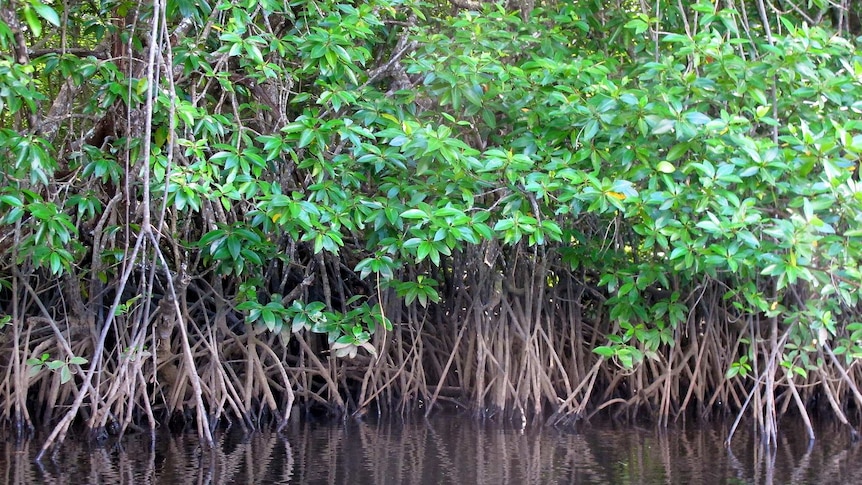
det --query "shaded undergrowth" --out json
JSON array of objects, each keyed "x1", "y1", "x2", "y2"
[{"x1": 2, "y1": 241, "x2": 861, "y2": 455}]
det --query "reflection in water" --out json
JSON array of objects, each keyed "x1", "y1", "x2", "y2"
[{"x1": 1, "y1": 415, "x2": 859, "y2": 484}]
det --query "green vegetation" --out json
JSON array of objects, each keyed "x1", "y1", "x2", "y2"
[{"x1": 2, "y1": 0, "x2": 862, "y2": 453}]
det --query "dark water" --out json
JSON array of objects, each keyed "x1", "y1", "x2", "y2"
[{"x1": 2, "y1": 414, "x2": 861, "y2": 484}]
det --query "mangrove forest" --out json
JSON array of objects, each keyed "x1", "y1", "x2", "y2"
[{"x1": 2, "y1": 0, "x2": 862, "y2": 457}]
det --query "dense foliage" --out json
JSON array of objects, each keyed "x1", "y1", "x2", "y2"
[{"x1": 3, "y1": 0, "x2": 862, "y2": 450}]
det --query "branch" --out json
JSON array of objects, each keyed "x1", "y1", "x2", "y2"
[
  {"x1": 364, "y1": 40, "x2": 418, "y2": 87},
  {"x1": 28, "y1": 47, "x2": 109, "y2": 59},
  {"x1": 280, "y1": 272, "x2": 316, "y2": 305},
  {"x1": 363, "y1": 12, "x2": 419, "y2": 89},
  {"x1": 450, "y1": 0, "x2": 483, "y2": 9},
  {"x1": 0, "y1": 1, "x2": 30, "y2": 64}
]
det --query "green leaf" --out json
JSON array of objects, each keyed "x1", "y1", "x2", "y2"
[
  {"x1": 417, "y1": 241, "x2": 432, "y2": 261},
  {"x1": 60, "y1": 366, "x2": 72, "y2": 384},
  {"x1": 684, "y1": 112, "x2": 710, "y2": 125},
  {"x1": 593, "y1": 346, "x2": 615, "y2": 358},
  {"x1": 31, "y1": 0, "x2": 60, "y2": 26},
  {"x1": 298, "y1": 129, "x2": 315, "y2": 149},
  {"x1": 400, "y1": 209, "x2": 428, "y2": 220},
  {"x1": 227, "y1": 236, "x2": 241, "y2": 260},
  {"x1": 656, "y1": 161, "x2": 676, "y2": 173},
  {"x1": 493, "y1": 218, "x2": 515, "y2": 231},
  {"x1": 244, "y1": 43, "x2": 264, "y2": 64},
  {"x1": 262, "y1": 309, "x2": 277, "y2": 331},
  {"x1": 624, "y1": 18, "x2": 649, "y2": 35},
  {"x1": 665, "y1": 143, "x2": 689, "y2": 161},
  {"x1": 0, "y1": 195, "x2": 23, "y2": 207},
  {"x1": 23, "y1": 6, "x2": 42, "y2": 37}
]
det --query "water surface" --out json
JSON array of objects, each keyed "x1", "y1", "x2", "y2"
[{"x1": 2, "y1": 414, "x2": 859, "y2": 484}]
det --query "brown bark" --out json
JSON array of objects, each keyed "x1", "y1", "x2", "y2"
[{"x1": 0, "y1": 1, "x2": 30, "y2": 65}]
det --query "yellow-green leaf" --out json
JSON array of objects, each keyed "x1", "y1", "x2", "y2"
[{"x1": 656, "y1": 161, "x2": 676, "y2": 173}]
